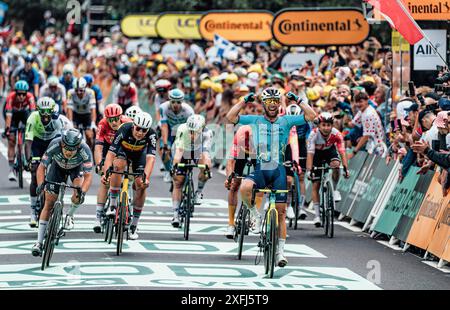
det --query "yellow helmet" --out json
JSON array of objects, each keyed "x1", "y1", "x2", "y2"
[
  {"x1": 364, "y1": 76, "x2": 376, "y2": 83},
  {"x1": 154, "y1": 54, "x2": 163, "y2": 62},
  {"x1": 146, "y1": 61, "x2": 154, "y2": 68},
  {"x1": 200, "y1": 79, "x2": 213, "y2": 90},
  {"x1": 211, "y1": 83, "x2": 224, "y2": 93},
  {"x1": 330, "y1": 78, "x2": 338, "y2": 87},
  {"x1": 323, "y1": 85, "x2": 336, "y2": 97},
  {"x1": 248, "y1": 63, "x2": 263, "y2": 74},
  {"x1": 313, "y1": 85, "x2": 323, "y2": 97},
  {"x1": 175, "y1": 60, "x2": 187, "y2": 71},
  {"x1": 157, "y1": 64, "x2": 168, "y2": 73},
  {"x1": 306, "y1": 88, "x2": 320, "y2": 101},
  {"x1": 315, "y1": 99, "x2": 326, "y2": 108},
  {"x1": 225, "y1": 73, "x2": 238, "y2": 85}
]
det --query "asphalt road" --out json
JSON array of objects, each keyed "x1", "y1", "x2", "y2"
[{"x1": 0, "y1": 138, "x2": 449, "y2": 290}]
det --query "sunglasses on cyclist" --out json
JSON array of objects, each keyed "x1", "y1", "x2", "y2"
[
  {"x1": 170, "y1": 100, "x2": 182, "y2": 105},
  {"x1": 39, "y1": 108, "x2": 53, "y2": 116},
  {"x1": 263, "y1": 98, "x2": 280, "y2": 105},
  {"x1": 62, "y1": 144, "x2": 78, "y2": 152},
  {"x1": 16, "y1": 92, "x2": 27, "y2": 97},
  {"x1": 107, "y1": 116, "x2": 120, "y2": 123},
  {"x1": 134, "y1": 126, "x2": 149, "y2": 133}
]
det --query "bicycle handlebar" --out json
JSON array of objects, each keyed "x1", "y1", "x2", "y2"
[
  {"x1": 176, "y1": 163, "x2": 209, "y2": 170},
  {"x1": 44, "y1": 180, "x2": 81, "y2": 191},
  {"x1": 106, "y1": 169, "x2": 144, "y2": 178},
  {"x1": 253, "y1": 188, "x2": 290, "y2": 194}
]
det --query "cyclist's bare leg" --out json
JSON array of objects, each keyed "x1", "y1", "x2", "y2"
[
  {"x1": 330, "y1": 160, "x2": 340, "y2": 184},
  {"x1": 228, "y1": 178, "x2": 241, "y2": 225},
  {"x1": 36, "y1": 191, "x2": 57, "y2": 244},
  {"x1": 30, "y1": 163, "x2": 40, "y2": 211},
  {"x1": 109, "y1": 158, "x2": 126, "y2": 207},
  {"x1": 197, "y1": 154, "x2": 212, "y2": 197},
  {"x1": 276, "y1": 203, "x2": 287, "y2": 239},
  {"x1": 85, "y1": 129, "x2": 94, "y2": 149},
  {"x1": 132, "y1": 176, "x2": 147, "y2": 227},
  {"x1": 239, "y1": 178, "x2": 256, "y2": 208},
  {"x1": 67, "y1": 177, "x2": 84, "y2": 217},
  {"x1": 7, "y1": 133, "x2": 16, "y2": 168},
  {"x1": 96, "y1": 182, "x2": 108, "y2": 217},
  {"x1": 312, "y1": 181, "x2": 321, "y2": 219},
  {"x1": 172, "y1": 174, "x2": 185, "y2": 215}
]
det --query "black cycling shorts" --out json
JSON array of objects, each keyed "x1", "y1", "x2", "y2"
[
  {"x1": 11, "y1": 110, "x2": 30, "y2": 130},
  {"x1": 31, "y1": 137, "x2": 52, "y2": 159},
  {"x1": 311, "y1": 146, "x2": 340, "y2": 182},
  {"x1": 234, "y1": 158, "x2": 256, "y2": 177},
  {"x1": 73, "y1": 111, "x2": 91, "y2": 129},
  {"x1": 115, "y1": 146, "x2": 146, "y2": 174},
  {"x1": 45, "y1": 163, "x2": 83, "y2": 195}
]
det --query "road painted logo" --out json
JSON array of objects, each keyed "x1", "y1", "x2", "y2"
[
  {"x1": 0, "y1": 239, "x2": 326, "y2": 258},
  {"x1": 0, "y1": 262, "x2": 381, "y2": 290}
]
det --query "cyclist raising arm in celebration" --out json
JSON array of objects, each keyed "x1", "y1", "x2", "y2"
[
  {"x1": 306, "y1": 112, "x2": 350, "y2": 227},
  {"x1": 31, "y1": 129, "x2": 93, "y2": 256},
  {"x1": 170, "y1": 114, "x2": 213, "y2": 227},
  {"x1": 101, "y1": 112, "x2": 157, "y2": 240},
  {"x1": 226, "y1": 87, "x2": 316, "y2": 268}
]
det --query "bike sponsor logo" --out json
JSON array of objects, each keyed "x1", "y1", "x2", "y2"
[
  {"x1": 199, "y1": 11, "x2": 273, "y2": 42},
  {"x1": 155, "y1": 13, "x2": 202, "y2": 40},
  {"x1": 0, "y1": 262, "x2": 381, "y2": 290},
  {"x1": 272, "y1": 9, "x2": 369, "y2": 46},
  {"x1": 371, "y1": 0, "x2": 450, "y2": 21}
]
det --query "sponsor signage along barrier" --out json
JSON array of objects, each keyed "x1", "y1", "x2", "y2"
[
  {"x1": 406, "y1": 172, "x2": 450, "y2": 250},
  {"x1": 392, "y1": 170, "x2": 434, "y2": 242},
  {"x1": 335, "y1": 152, "x2": 368, "y2": 213},
  {"x1": 121, "y1": 15, "x2": 158, "y2": 37},
  {"x1": 156, "y1": 13, "x2": 202, "y2": 40},
  {"x1": 199, "y1": 11, "x2": 274, "y2": 42},
  {"x1": 413, "y1": 29, "x2": 447, "y2": 71},
  {"x1": 280, "y1": 53, "x2": 323, "y2": 73},
  {"x1": 369, "y1": 0, "x2": 450, "y2": 21},
  {"x1": 373, "y1": 167, "x2": 421, "y2": 236},
  {"x1": 427, "y1": 202, "x2": 450, "y2": 261},
  {"x1": 340, "y1": 155, "x2": 377, "y2": 216},
  {"x1": 348, "y1": 156, "x2": 394, "y2": 224},
  {"x1": 272, "y1": 8, "x2": 370, "y2": 46}
]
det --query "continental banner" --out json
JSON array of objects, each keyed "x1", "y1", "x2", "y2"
[
  {"x1": 349, "y1": 156, "x2": 394, "y2": 224},
  {"x1": 407, "y1": 172, "x2": 450, "y2": 250},
  {"x1": 370, "y1": 0, "x2": 450, "y2": 21},
  {"x1": 392, "y1": 170, "x2": 434, "y2": 242},
  {"x1": 121, "y1": 15, "x2": 158, "y2": 37},
  {"x1": 340, "y1": 155, "x2": 377, "y2": 216},
  {"x1": 335, "y1": 152, "x2": 368, "y2": 213},
  {"x1": 156, "y1": 13, "x2": 202, "y2": 40},
  {"x1": 272, "y1": 8, "x2": 370, "y2": 46},
  {"x1": 373, "y1": 166, "x2": 421, "y2": 235},
  {"x1": 427, "y1": 201, "x2": 450, "y2": 261},
  {"x1": 199, "y1": 11, "x2": 274, "y2": 42}
]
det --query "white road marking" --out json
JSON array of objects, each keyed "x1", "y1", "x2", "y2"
[{"x1": 422, "y1": 261, "x2": 450, "y2": 273}]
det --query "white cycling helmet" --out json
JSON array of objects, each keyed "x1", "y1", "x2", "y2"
[
  {"x1": 133, "y1": 111, "x2": 152, "y2": 129},
  {"x1": 48, "y1": 76, "x2": 59, "y2": 86},
  {"x1": 154, "y1": 79, "x2": 171, "y2": 91},
  {"x1": 261, "y1": 87, "x2": 282, "y2": 101},
  {"x1": 286, "y1": 104, "x2": 302, "y2": 116},
  {"x1": 186, "y1": 114, "x2": 205, "y2": 132},
  {"x1": 73, "y1": 77, "x2": 87, "y2": 90},
  {"x1": 125, "y1": 106, "x2": 142, "y2": 120},
  {"x1": 37, "y1": 96, "x2": 56, "y2": 114},
  {"x1": 119, "y1": 74, "x2": 131, "y2": 86},
  {"x1": 62, "y1": 63, "x2": 74, "y2": 74},
  {"x1": 168, "y1": 88, "x2": 185, "y2": 102}
]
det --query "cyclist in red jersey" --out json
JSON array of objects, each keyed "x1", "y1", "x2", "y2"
[
  {"x1": 4, "y1": 80, "x2": 36, "y2": 181},
  {"x1": 306, "y1": 112, "x2": 350, "y2": 227},
  {"x1": 112, "y1": 74, "x2": 138, "y2": 112},
  {"x1": 93, "y1": 103, "x2": 132, "y2": 232}
]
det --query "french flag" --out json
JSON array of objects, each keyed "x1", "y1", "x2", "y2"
[{"x1": 365, "y1": 0, "x2": 424, "y2": 45}]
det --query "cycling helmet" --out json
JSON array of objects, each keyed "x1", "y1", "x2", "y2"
[
  {"x1": 61, "y1": 128, "x2": 83, "y2": 149},
  {"x1": 73, "y1": 77, "x2": 87, "y2": 90},
  {"x1": 48, "y1": 76, "x2": 59, "y2": 86},
  {"x1": 119, "y1": 74, "x2": 131, "y2": 86},
  {"x1": 37, "y1": 97, "x2": 56, "y2": 115},
  {"x1": 225, "y1": 73, "x2": 238, "y2": 85},
  {"x1": 104, "y1": 103, "x2": 123, "y2": 118},
  {"x1": 15, "y1": 80, "x2": 29, "y2": 92},
  {"x1": 286, "y1": 104, "x2": 302, "y2": 116},
  {"x1": 133, "y1": 111, "x2": 152, "y2": 129},
  {"x1": 186, "y1": 114, "x2": 205, "y2": 132},
  {"x1": 318, "y1": 112, "x2": 334, "y2": 124},
  {"x1": 62, "y1": 63, "x2": 74, "y2": 74},
  {"x1": 155, "y1": 79, "x2": 171, "y2": 92},
  {"x1": 260, "y1": 87, "x2": 282, "y2": 102},
  {"x1": 125, "y1": 106, "x2": 142, "y2": 120},
  {"x1": 24, "y1": 54, "x2": 33, "y2": 63},
  {"x1": 83, "y1": 74, "x2": 94, "y2": 85},
  {"x1": 169, "y1": 88, "x2": 185, "y2": 102}
]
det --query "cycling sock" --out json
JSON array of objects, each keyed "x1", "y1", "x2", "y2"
[
  {"x1": 197, "y1": 180, "x2": 206, "y2": 193},
  {"x1": 255, "y1": 195, "x2": 263, "y2": 210},
  {"x1": 68, "y1": 203, "x2": 80, "y2": 217},
  {"x1": 8, "y1": 161, "x2": 14, "y2": 170},
  {"x1": 228, "y1": 205, "x2": 236, "y2": 226},
  {"x1": 109, "y1": 187, "x2": 120, "y2": 206},
  {"x1": 37, "y1": 221, "x2": 48, "y2": 244},
  {"x1": 313, "y1": 203, "x2": 320, "y2": 217},
  {"x1": 172, "y1": 200, "x2": 180, "y2": 213},
  {"x1": 30, "y1": 196, "x2": 37, "y2": 209},
  {"x1": 299, "y1": 195, "x2": 306, "y2": 209},
  {"x1": 132, "y1": 208, "x2": 142, "y2": 226},
  {"x1": 278, "y1": 239, "x2": 286, "y2": 255},
  {"x1": 96, "y1": 203, "x2": 105, "y2": 220}
]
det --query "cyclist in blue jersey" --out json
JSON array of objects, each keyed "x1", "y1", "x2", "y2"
[
  {"x1": 226, "y1": 87, "x2": 316, "y2": 268},
  {"x1": 84, "y1": 74, "x2": 104, "y2": 122},
  {"x1": 59, "y1": 63, "x2": 75, "y2": 93}
]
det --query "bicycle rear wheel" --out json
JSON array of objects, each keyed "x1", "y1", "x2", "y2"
[
  {"x1": 107, "y1": 216, "x2": 114, "y2": 244},
  {"x1": 183, "y1": 185, "x2": 192, "y2": 241},
  {"x1": 237, "y1": 204, "x2": 248, "y2": 260},
  {"x1": 17, "y1": 152, "x2": 23, "y2": 189},
  {"x1": 262, "y1": 214, "x2": 269, "y2": 275},
  {"x1": 268, "y1": 208, "x2": 278, "y2": 279}
]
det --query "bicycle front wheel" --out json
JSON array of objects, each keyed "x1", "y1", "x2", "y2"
[
  {"x1": 237, "y1": 204, "x2": 248, "y2": 260},
  {"x1": 326, "y1": 181, "x2": 335, "y2": 238},
  {"x1": 116, "y1": 192, "x2": 127, "y2": 255},
  {"x1": 268, "y1": 208, "x2": 278, "y2": 279},
  {"x1": 183, "y1": 192, "x2": 192, "y2": 241},
  {"x1": 17, "y1": 152, "x2": 23, "y2": 189},
  {"x1": 41, "y1": 202, "x2": 62, "y2": 270}
]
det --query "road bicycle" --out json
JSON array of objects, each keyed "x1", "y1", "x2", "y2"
[
  {"x1": 176, "y1": 161, "x2": 209, "y2": 241},
  {"x1": 106, "y1": 167, "x2": 142, "y2": 255},
  {"x1": 285, "y1": 160, "x2": 302, "y2": 230},
  {"x1": 9, "y1": 123, "x2": 26, "y2": 188},
  {"x1": 40, "y1": 180, "x2": 81, "y2": 270},
  {"x1": 254, "y1": 185, "x2": 290, "y2": 279}
]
